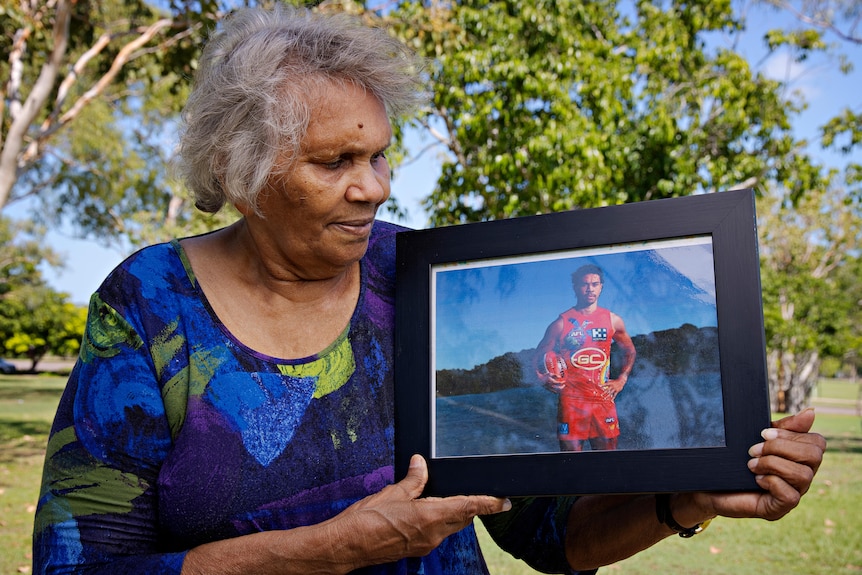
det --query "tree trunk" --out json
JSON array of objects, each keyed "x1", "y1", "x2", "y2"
[
  {"x1": 0, "y1": 0, "x2": 73, "y2": 210},
  {"x1": 767, "y1": 348, "x2": 783, "y2": 413},
  {"x1": 786, "y1": 350, "x2": 820, "y2": 414},
  {"x1": 766, "y1": 346, "x2": 820, "y2": 414}
]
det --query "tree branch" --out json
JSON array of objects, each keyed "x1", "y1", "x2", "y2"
[
  {"x1": 767, "y1": 0, "x2": 862, "y2": 44},
  {"x1": 0, "y1": 0, "x2": 72, "y2": 210},
  {"x1": 19, "y1": 17, "x2": 195, "y2": 170}
]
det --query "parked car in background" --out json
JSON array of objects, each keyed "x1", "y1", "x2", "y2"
[{"x1": 0, "y1": 359, "x2": 17, "y2": 374}]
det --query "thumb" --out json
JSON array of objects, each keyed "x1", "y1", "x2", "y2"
[
  {"x1": 771, "y1": 407, "x2": 816, "y2": 434},
  {"x1": 397, "y1": 454, "x2": 429, "y2": 499}
]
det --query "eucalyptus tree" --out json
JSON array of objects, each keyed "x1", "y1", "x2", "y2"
[{"x1": 0, "y1": 0, "x2": 236, "y2": 243}]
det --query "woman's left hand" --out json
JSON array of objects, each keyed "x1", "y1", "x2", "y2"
[
  {"x1": 564, "y1": 409, "x2": 826, "y2": 571},
  {"x1": 696, "y1": 408, "x2": 826, "y2": 522}
]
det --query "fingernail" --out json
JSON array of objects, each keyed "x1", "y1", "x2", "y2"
[
  {"x1": 748, "y1": 442, "x2": 764, "y2": 457},
  {"x1": 409, "y1": 454, "x2": 423, "y2": 468},
  {"x1": 748, "y1": 458, "x2": 758, "y2": 470},
  {"x1": 502, "y1": 498, "x2": 512, "y2": 512},
  {"x1": 761, "y1": 428, "x2": 779, "y2": 441}
]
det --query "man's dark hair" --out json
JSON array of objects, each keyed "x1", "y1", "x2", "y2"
[{"x1": 572, "y1": 264, "x2": 604, "y2": 284}]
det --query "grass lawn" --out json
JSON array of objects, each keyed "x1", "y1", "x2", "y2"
[
  {"x1": 2, "y1": 374, "x2": 860, "y2": 574},
  {"x1": 0, "y1": 374, "x2": 65, "y2": 575}
]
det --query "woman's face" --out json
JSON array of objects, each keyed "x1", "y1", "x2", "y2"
[{"x1": 251, "y1": 80, "x2": 393, "y2": 279}]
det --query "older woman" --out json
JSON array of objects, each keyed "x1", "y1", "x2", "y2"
[{"x1": 33, "y1": 5, "x2": 825, "y2": 575}]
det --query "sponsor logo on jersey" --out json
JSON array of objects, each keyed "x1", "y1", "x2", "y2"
[
  {"x1": 564, "y1": 318, "x2": 587, "y2": 349},
  {"x1": 558, "y1": 422, "x2": 570, "y2": 436},
  {"x1": 570, "y1": 347, "x2": 608, "y2": 371},
  {"x1": 588, "y1": 327, "x2": 608, "y2": 341}
]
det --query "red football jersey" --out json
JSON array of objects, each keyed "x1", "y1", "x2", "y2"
[{"x1": 554, "y1": 306, "x2": 615, "y2": 400}]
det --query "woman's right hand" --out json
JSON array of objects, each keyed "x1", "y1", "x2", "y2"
[
  {"x1": 324, "y1": 454, "x2": 511, "y2": 571},
  {"x1": 184, "y1": 455, "x2": 509, "y2": 575}
]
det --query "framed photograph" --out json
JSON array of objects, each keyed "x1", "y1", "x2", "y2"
[{"x1": 394, "y1": 189, "x2": 771, "y2": 497}]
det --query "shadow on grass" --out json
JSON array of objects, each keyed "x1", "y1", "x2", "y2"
[
  {"x1": 822, "y1": 433, "x2": 862, "y2": 455},
  {"x1": 0, "y1": 420, "x2": 51, "y2": 463},
  {"x1": 0, "y1": 385, "x2": 66, "y2": 402}
]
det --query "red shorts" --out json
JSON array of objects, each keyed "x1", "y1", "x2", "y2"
[{"x1": 557, "y1": 397, "x2": 620, "y2": 441}]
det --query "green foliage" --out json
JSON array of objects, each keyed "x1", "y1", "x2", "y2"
[
  {"x1": 0, "y1": 217, "x2": 61, "y2": 297},
  {"x1": 822, "y1": 108, "x2": 862, "y2": 155},
  {"x1": 3, "y1": 288, "x2": 87, "y2": 367},
  {"x1": 758, "y1": 182, "x2": 862, "y2": 411},
  {"x1": 384, "y1": 0, "x2": 813, "y2": 225},
  {"x1": 761, "y1": 0, "x2": 862, "y2": 45},
  {"x1": 819, "y1": 356, "x2": 843, "y2": 378},
  {"x1": 765, "y1": 27, "x2": 829, "y2": 54},
  {"x1": 0, "y1": 217, "x2": 85, "y2": 369},
  {"x1": 759, "y1": 185, "x2": 861, "y2": 353}
]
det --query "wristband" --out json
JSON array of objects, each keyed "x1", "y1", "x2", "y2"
[{"x1": 655, "y1": 493, "x2": 710, "y2": 538}]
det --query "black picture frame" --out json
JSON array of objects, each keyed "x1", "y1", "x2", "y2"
[{"x1": 394, "y1": 189, "x2": 771, "y2": 497}]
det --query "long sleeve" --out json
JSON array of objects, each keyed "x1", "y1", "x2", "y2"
[
  {"x1": 33, "y1": 293, "x2": 186, "y2": 574},
  {"x1": 480, "y1": 496, "x2": 596, "y2": 575}
]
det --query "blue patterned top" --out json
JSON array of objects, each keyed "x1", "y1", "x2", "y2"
[{"x1": 33, "y1": 221, "x2": 585, "y2": 575}]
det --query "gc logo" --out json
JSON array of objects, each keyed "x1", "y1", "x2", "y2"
[{"x1": 570, "y1": 347, "x2": 607, "y2": 371}]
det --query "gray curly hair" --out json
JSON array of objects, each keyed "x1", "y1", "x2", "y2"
[{"x1": 176, "y1": 5, "x2": 426, "y2": 214}]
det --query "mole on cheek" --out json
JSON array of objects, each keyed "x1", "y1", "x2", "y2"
[{"x1": 357, "y1": 123, "x2": 364, "y2": 129}]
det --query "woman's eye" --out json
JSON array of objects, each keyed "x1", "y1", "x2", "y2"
[{"x1": 323, "y1": 158, "x2": 345, "y2": 169}]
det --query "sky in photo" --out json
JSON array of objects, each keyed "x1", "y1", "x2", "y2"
[{"x1": 432, "y1": 237, "x2": 718, "y2": 370}]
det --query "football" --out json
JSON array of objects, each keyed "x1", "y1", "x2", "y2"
[{"x1": 543, "y1": 351, "x2": 568, "y2": 381}]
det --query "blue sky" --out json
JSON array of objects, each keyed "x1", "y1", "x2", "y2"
[
  {"x1": 432, "y1": 237, "x2": 718, "y2": 370},
  {"x1": 23, "y1": 2, "x2": 862, "y2": 305}
]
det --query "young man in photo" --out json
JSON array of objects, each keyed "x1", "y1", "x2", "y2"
[{"x1": 536, "y1": 264, "x2": 637, "y2": 451}]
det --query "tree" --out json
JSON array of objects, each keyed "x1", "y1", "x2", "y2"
[
  {"x1": 381, "y1": 0, "x2": 859, "y2": 411},
  {"x1": 757, "y1": 181, "x2": 862, "y2": 413},
  {"x1": 0, "y1": 0, "x2": 234, "y2": 241},
  {"x1": 831, "y1": 252, "x2": 862, "y2": 380},
  {"x1": 756, "y1": 0, "x2": 861, "y2": 406},
  {"x1": 383, "y1": 0, "x2": 822, "y2": 225},
  {"x1": 2, "y1": 285, "x2": 87, "y2": 371},
  {"x1": 0, "y1": 215, "x2": 84, "y2": 371},
  {"x1": 0, "y1": 216, "x2": 60, "y2": 297}
]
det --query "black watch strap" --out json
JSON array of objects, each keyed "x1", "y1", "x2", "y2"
[{"x1": 655, "y1": 493, "x2": 708, "y2": 538}]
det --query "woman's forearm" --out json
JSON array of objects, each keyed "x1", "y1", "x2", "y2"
[
  {"x1": 182, "y1": 455, "x2": 509, "y2": 575},
  {"x1": 564, "y1": 493, "x2": 710, "y2": 570},
  {"x1": 182, "y1": 521, "x2": 355, "y2": 575}
]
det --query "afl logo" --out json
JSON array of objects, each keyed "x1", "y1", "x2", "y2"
[{"x1": 571, "y1": 347, "x2": 608, "y2": 371}]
